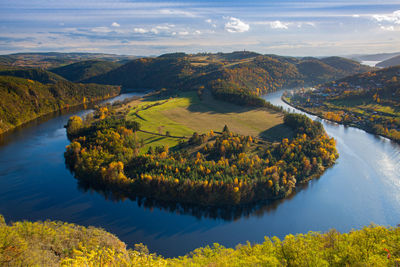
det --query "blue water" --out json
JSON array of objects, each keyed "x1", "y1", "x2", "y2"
[{"x1": 0, "y1": 91, "x2": 399, "y2": 257}]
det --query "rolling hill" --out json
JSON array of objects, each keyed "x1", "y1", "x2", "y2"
[
  {"x1": 0, "y1": 51, "x2": 374, "y2": 135},
  {"x1": 50, "y1": 60, "x2": 122, "y2": 82},
  {"x1": 286, "y1": 65, "x2": 400, "y2": 142},
  {"x1": 0, "y1": 68, "x2": 66, "y2": 84},
  {"x1": 0, "y1": 67, "x2": 120, "y2": 134},
  {"x1": 348, "y1": 52, "x2": 400, "y2": 62},
  {"x1": 83, "y1": 57, "x2": 195, "y2": 90},
  {"x1": 84, "y1": 52, "x2": 372, "y2": 97},
  {"x1": 325, "y1": 65, "x2": 400, "y2": 95},
  {"x1": 0, "y1": 52, "x2": 138, "y2": 69},
  {"x1": 376, "y1": 55, "x2": 400, "y2": 68}
]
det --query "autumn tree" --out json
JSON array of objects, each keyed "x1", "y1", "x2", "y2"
[{"x1": 66, "y1": 116, "x2": 83, "y2": 137}]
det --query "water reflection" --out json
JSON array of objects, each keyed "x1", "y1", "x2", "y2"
[
  {"x1": 0, "y1": 105, "x2": 90, "y2": 146},
  {"x1": 76, "y1": 179, "x2": 281, "y2": 221},
  {"x1": 70, "y1": 164, "x2": 324, "y2": 221},
  {"x1": 0, "y1": 94, "x2": 141, "y2": 146}
]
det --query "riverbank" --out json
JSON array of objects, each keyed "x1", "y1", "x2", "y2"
[
  {"x1": 0, "y1": 92, "x2": 121, "y2": 136},
  {"x1": 0, "y1": 75, "x2": 121, "y2": 135},
  {"x1": 281, "y1": 96, "x2": 399, "y2": 144}
]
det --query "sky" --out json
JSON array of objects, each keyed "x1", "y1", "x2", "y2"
[{"x1": 0, "y1": 0, "x2": 399, "y2": 56}]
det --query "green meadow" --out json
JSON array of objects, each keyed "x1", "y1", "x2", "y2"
[{"x1": 124, "y1": 91, "x2": 292, "y2": 152}]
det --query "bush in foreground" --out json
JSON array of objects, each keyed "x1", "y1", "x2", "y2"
[{"x1": 1, "y1": 215, "x2": 399, "y2": 266}]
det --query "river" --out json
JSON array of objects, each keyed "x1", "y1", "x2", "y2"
[{"x1": 0, "y1": 90, "x2": 399, "y2": 257}]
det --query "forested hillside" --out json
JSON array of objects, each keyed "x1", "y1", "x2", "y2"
[
  {"x1": 0, "y1": 51, "x2": 373, "y2": 134},
  {"x1": 0, "y1": 68, "x2": 120, "y2": 134},
  {"x1": 85, "y1": 52, "x2": 371, "y2": 103},
  {"x1": 84, "y1": 57, "x2": 196, "y2": 90},
  {"x1": 286, "y1": 66, "x2": 400, "y2": 142},
  {"x1": 377, "y1": 55, "x2": 400, "y2": 68},
  {"x1": 348, "y1": 52, "x2": 400, "y2": 62},
  {"x1": 1, "y1": 214, "x2": 398, "y2": 266},
  {"x1": 0, "y1": 68, "x2": 66, "y2": 84},
  {"x1": 51, "y1": 60, "x2": 122, "y2": 82}
]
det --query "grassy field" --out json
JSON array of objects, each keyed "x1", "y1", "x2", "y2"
[
  {"x1": 330, "y1": 98, "x2": 400, "y2": 117},
  {"x1": 125, "y1": 91, "x2": 292, "y2": 151}
]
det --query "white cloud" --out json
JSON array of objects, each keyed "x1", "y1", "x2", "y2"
[
  {"x1": 269, "y1": 20, "x2": 289, "y2": 30},
  {"x1": 91, "y1": 27, "x2": 111, "y2": 33},
  {"x1": 155, "y1": 25, "x2": 171, "y2": 30},
  {"x1": 148, "y1": 25, "x2": 174, "y2": 34},
  {"x1": 254, "y1": 21, "x2": 314, "y2": 29},
  {"x1": 159, "y1": 9, "x2": 197, "y2": 18},
  {"x1": 380, "y1": 25, "x2": 395, "y2": 31},
  {"x1": 224, "y1": 17, "x2": 250, "y2": 33},
  {"x1": 178, "y1": 31, "x2": 189, "y2": 35},
  {"x1": 133, "y1": 28, "x2": 148, "y2": 34},
  {"x1": 305, "y1": 22, "x2": 316, "y2": 27},
  {"x1": 194, "y1": 30, "x2": 201, "y2": 35},
  {"x1": 111, "y1": 22, "x2": 120, "y2": 27},
  {"x1": 372, "y1": 10, "x2": 400, "y2": 24},
  {"x1": 352, "y1": 14, "x2": 360, "y2": 18},
  {"x1": 295, "y1": 22, "x2": 316, "y2": 28},
  {"x1": 205, "y1": 19, "x2": 216, "y2": 27}
]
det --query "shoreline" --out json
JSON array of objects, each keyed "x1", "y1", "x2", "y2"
[
  {"x1": 281, "y1": 96, "x2": 398, "y2": 144},
  {"x1": 0, "y1": 92, "x2": 120, "y2": 136}
]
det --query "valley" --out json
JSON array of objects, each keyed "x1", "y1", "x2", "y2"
[
  {"x1": 2, "y1": 0, "x2": 400, "y2": 264},
  {"x1": 0, "y1": 51, "x2": 398, "y2": 265}
]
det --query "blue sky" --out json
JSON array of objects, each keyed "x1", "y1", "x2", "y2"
[{"x1": 0, "y1": 0, "x2": 399, "y2": 56}]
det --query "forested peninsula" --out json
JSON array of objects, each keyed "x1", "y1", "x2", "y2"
[{"x1": 65, "y1": 90, "x2": 338, "y2": 206}]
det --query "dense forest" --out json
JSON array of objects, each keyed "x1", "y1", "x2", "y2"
[
  {"x1": 0, "y1": 67, "x2": 66, "y2": 84},
  {"x1": 0, "y1": 68, "x2": 120, "y2": 134},
  {"x1": 1, "y1": 214, "x2": 398, "y2": 266},
  {"x1": 70, "y1": 52, "x2": 370, "y2": 108},
  {"x1": 51, "y1": 60, "x2": 122, "y2": 82},
  {"x1": 64, "y1": 98, "x2": 338, "y2": 206},
  {"x1": 10, "y1": 51, "x2": 367, "y2": 110},
  {"x1": 286, "y1": 66, "x2": 400, "y2": 142}
]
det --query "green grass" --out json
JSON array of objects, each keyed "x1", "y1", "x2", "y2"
[
  {"x1": 125, "y1": 91, "x2": 292, "y2": 150},
  {"x1": 373, "y1": 105, "x2": 399, "y2": 115},
  {"x1": 329, "y1": 99, "x2": 400, "y2": 117},
  {"x1": 137, "y1": 131, "x2": 182, "y2": 153}
]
